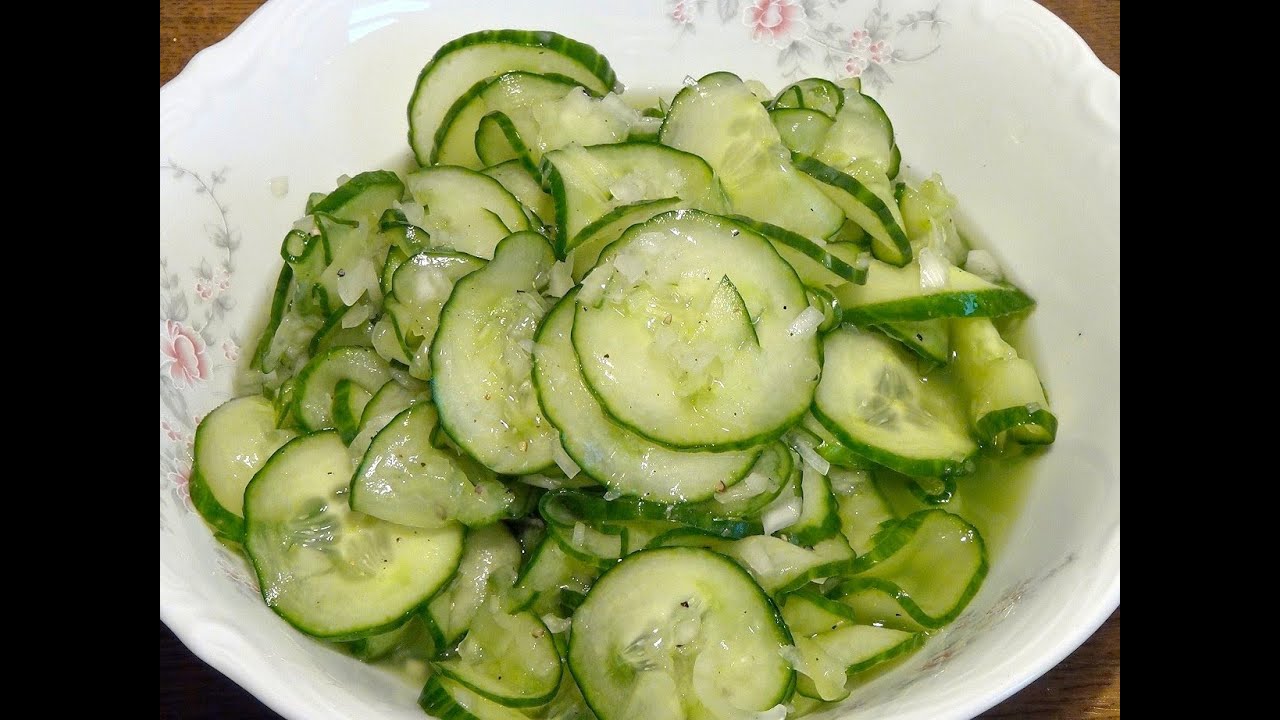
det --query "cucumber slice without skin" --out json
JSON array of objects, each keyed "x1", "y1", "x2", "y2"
[
  {"x1": 569, "y1": 548, "x2": 795, "y2": 720},
  {"x1": 431, "y1": 231, "x2": 559, "y2": 475},
  {"x1": 813, "y1": 327, "x2": 978, "y2": 478},
  {"x1": 573, "y1": 210, "x2": 819, "y2": 451},
  {"x1": 408, "y1": 29, "x2": 618, "y2": 165},
  {"x1": 533, "y1": 291, "x2": 761, "y2": 503},
  {"x1": 243, "y1": 432, "x2": 464, "y2": 640}
]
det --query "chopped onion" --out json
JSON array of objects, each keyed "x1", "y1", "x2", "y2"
[
  {"x1": 964, "y1": 248, "x2": 1005, "y2": 283},
  {"x1": 268, "y1": 176, "x2": 289, "y2": 198},
  {"x1": 340, "y1": 303, "x2": 371, "y2": 329},
  {"x1": 337, "y1": 258, "x2": 378, "y2": 306},
  {"x1": 608, "y1": 172, "x2": 648, "y2": 204},
  {"x1": 577, "y1": 262, "x2": 614, "y2": 305},
  {"x1": 762, "y1": 493, "x2": 802, "y2": 536},
  {"x1": 291, "y1": 215, "x2": 317, "y2": 234},
  {"x1": 547, "y1": 259, "x2": 574, "y2": 298},
  {"x1": 611, "y1": 251, "x2": 646, "y2": 284},
  {"x1": 778, "y1": 645, "x2": 803, "y2": 668},
  {"x1": 518, "y1": 474, "x2": 561, "y2": 490},
  {"x1": 541, "y1": 614, "x2": 572, "y2": 634},
  {"x1": 398, "y1": 200, "x2": 428, "y2": 229},
  {"x1": 714, "y1": 472, "x2": 769, "y2": 504},
  {"x1": 572, "y1": 521, "x2": 587, "y2": 548},
  {"x1": 787, "y1": 306, "x2": 825, "y2": 338},
  {"x1": 602, "y1": 488, "x2": 622, "y2": 501},
  {"x1": 553, "y1": 442, "x2": 581, "y2": 479},
  {"x1": 683, "y1": 75, "x2": 699, "y2": 88},
  {"x1": 335, "y1": 173, "x2": 351, "y2": 186},
  {"x1": 790, "y1": 434, "x2": 831, "y2": 475},
  {"x1": 918, "y1": 245, "x2": 951, "y2": 290}
]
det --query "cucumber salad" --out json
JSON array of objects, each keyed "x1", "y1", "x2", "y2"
[{"x1": 190, "y1": 29, "x2": 1058, "y2": 720}]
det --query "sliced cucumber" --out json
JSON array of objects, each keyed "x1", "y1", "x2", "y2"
[
  {"x1": 660, "y1": 72, "x2": 844, "y2": 239},
  {"x1": 436, "y1": 600, "x2": 562, "y2": 707},
  {"x1": 792, "y1": 624, "x2": 924, "y2": 701},
  {"x1": 729, "y1": 215, "x2": 868, "y2": 287},
  {"x1": 387, "y1": 249, "x2": 488, "y2": 380},
  {"x1": 332, "y1": 378, "x2": 372, "y2": 443},
  {"x1": 431, "y1": 231, "x2": 559, "y2": 474},
  {"x1": 769, "y1": 78, "x2": 844, "y2": 116},
  {"x1": 951, "y1": 317, "x2": 1057, "y2": 444},
  {"x1": 787, "y1": 464, "x2": 841, "y2": 546},
  {"x1": 875, "y1": 318, "x2": 951, "y2": 365},
  {"x1": 482, "y1": 160, "x2": 555, "y2": 226},
  {"x1": 815, "y1": 90, "x2": 896, "y2": 177},
  {"x1": 418, "y1": 673, "x2": 529, "y2": 720},
  {"x1": 566, "y1": 197, "x2": 684, "y2": 279},
  {"x1": 507, "y1": 535, "x2": 600, "y2": 617},
  {"x1": 404, "y1": 166, "x2": 531, "y2": 260},
  {"x1": 311, "y1": 171, "x2": 405, "y2": 308},
  {"x1": 243, "y1": 432, "x2": 464, "y2": 639},
  {"x1": 533, "y1": 292, "x2": 761, "y2": 502},
  {"x1": 829, "y1": 509, "x2": 988, "y2": 630},
  {"x1": 569, "y1": 548, "x2": 794, "y2": 720},
  {"x1": 425, "y1": 523, "x2": 523, "y2": 649},
  {"x1": 408, "y1": 29, "x2": 618, "y2": 165},
  {"x1": 572, "y1": 210, "x2": 818, "y2": 450},
  {"x1": 349, "y1": 404, "x2": 514, "y2": 528},
  {"x1": 540, "y1": 142, "x2": 720, "y2": 256},
  {"x1": 191, "y1": 396, "x2": 296, "y2": 540},
  {"x1": 835, "y1": 257, "x2": 1035, "y2": 324},
  {"x1": 436, "y1": 72, "x2": 583, "y2": 169},
  {"x1": 829, "y1": 468, "x2": 895, "y2": 555},
  {"x1": 349, "y1": 380, "x2": 425, "y2": 456},
  {"x1": 770, "y1": 108, "x2": 834, "y2": 156},
  {"x1": 292, "y1": 346, "x2": 391, "y2": 432},
  {"x1": 792, "y1": 153, "x2": 911, "y2": 267},
  {"x1": 799, "y1": 414, "x2": 873, "y2": 470},
  {"x1": 813, "y1": 327, "x2": 978, "y2": 478}
]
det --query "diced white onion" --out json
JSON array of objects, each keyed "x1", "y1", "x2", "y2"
[
  {"x1": 337, "y1": 258, "x2": 378, "y2": 306},
  {"x1": 572, "y1": 521, "x2": 587, "y2": 548},
  {"x1": 335, "y1": 173, "x2": 352, "y2": 186},
  {"x1": 611, "y1": 251, "x2": 646, "y2": 283},
  {"x1": 788, "y1": 306, "x2": 825, "y2": 338},
  {"x1": 553, "y1": 442, "x2": 581, "y2": 479},
  {"x1": 715, "y1": 472, "x2": 770, "y2": 504},
  {"x1": 547, "y1": 259, "x2": 574, "y2": 298},
  {"x1": 964, "y1": 248, "x2": 1005, "y2": 283},
  {"x1": 683, "y1": 75, "x2": 699, "y2": 88},
  {"x1": 608, "y1": 172, "x2": 648, "y2": 205},
  {"x1": 518, "y1": 474, "x2": 561, "y2": 490},
  {"x1": 791, "y1": 435, "x2": 831, "y2": 476},
  {"x1": 291, "y1": 215, "x2": 317, "y2": 234},
  {"x1": 918, "y1": 245, "x2": 951, "y2": 290},
  {"x1": 268, "y1": 176, "x2": 289, "y2": 198},
  {"x1": 762, "y1": 494, "x2": 802, "y2": 536},
  {"x1": 602, "y1": 488, "x2": 622, "y2": 501},
  {"x1": 577, "y1": 262, "x2": 614, "y2": 305},
  {"x1": 340, "y1": 303, "x2": 371, "y2": 328},
  {"x1": 541, "y1": 614, "x2": 572, "y2": 634},
  {"x1": 778, "y1": 645, "x2": 803, "y2": 668},
  {"x1": 399, "y1": 200, "x2": 428, "y2": 229}
]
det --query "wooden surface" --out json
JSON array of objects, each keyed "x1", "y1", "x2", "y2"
[{"x1": 159, "y1": 1, "x2": 1120, "y2": 717}]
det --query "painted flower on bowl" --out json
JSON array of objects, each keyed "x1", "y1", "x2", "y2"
[
  {"x1": 742, "y1": 0, "x2": 806, "y2": 47},
  {"x1": 161, "y1": 319, "x2": 210, "y2": 389}
]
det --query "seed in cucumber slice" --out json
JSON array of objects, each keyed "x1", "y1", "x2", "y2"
[
  {"x1": 533, "y1": 291, "x2": 761, "y2": 502},
  {"x1": 191, "y1": 396, "x2": 297, "y2": 540},
  {"x1": 408, "y1": 29, "x2": 618, "y2": 165},
  {"x1": 243, "y1": 431, "x2": 464, "y2": 640},
  {"x1": 572, "y1": 210, "x2": 818, "y2": 451},
  {"x1": 350, "y1": 403, "x2": 514, "y2": 528},
  {"x1": 814, "y1": 327, "x2": 977, "y2": 478},
  {"x1": 569, "y1": 547, "x2": 794, "y2": 720},
  {"x1": 431, "y1": 231, "x2": 559, "y2": 475}
]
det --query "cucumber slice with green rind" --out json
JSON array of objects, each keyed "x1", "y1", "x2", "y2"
[
  {"x1": 768, "y1": 78, "x2": 844, "y2": 116},
  {"x1": 533, "y1": 292, "x2": 761, "y2": 503},
  {"x1": 293, "y1": 346, "x2": 391, "y2": 432},
  {"x1": 729, "y1": 215, "x2": 868, "y2": 287},
  {"x1": 828, "y1": 508, "x2": 988, "y2": 630},
  {"x1": 951, "y1": 317, "x2": 1057, "y2": 444},
  {"x1": 836, "y1": 258, "x2": 1036, "y2": 325},
  {"x1": 792, "y1": 153, "x2": 911, "y2": 267},
  {"x1": 431, "y1": 231, "x2": 559, "y2": 475},
  {"x1": 875, "y1": 318, "x2": 951, "y2": 365},
  {"x1": 418, "y1": 673, "x2": 529, "y2": 720},
  {"x1": 572, "y1": 210, "x2": 818, "y2": 451},
  {"x1": 408, "y1": 29, "x2": 619, "y2": 165},
  {"x1": 435, "y1": 601, "x2": 562, "y2": 707},
  {"x1": 191, "y1": 396, "x2": 297, "y2": 540},
  {"x1": 404, "y1": 166, "x2": 531, "y2": 260},
  {"x1": 482, "y1": 160, "x2": 555, "y2": 226},
  {"x1": 424, "y1": 523, "x2": 523, "y2": 649},
  {"x1": 830, "y1": 468, "x2": 896, "y2": 555},
  {"x1": 813, "y1": 327, "x2": 978, "y2": 478},
  {"x1": 770, "y1": 107, "x2": 835, "y2": 156},
  {"x1": 243, "y1": 432, "x2": 464, "y2": 640},
  {"x1": 569, "y1": 547, "x2": 795, "y2": 720}
]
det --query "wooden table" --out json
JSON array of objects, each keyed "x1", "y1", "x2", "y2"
[{"x1": 159, "y1": 1, "x2": 1120, "y2": 717}]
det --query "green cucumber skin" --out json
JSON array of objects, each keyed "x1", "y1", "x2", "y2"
[
  {"x1": 811, "y1": 402, "x2": 975, "y2": 480},
  {"x1": 844, "y1": 289, "x2": 1036, "y2": 325},
  {"x1": 730, "y1": 215, "x2": 868, "y2": 285},
  {"x1": 409, "y1": 29, "x2": 619, "y2": 166},
  {"x1": 791, "y1": 152, "x2": 912, "y2": 265},
  {"x1": 310, "y1": 171, "x2": 404, "y2": 215},
  {"x1": 251, "y1": 263, "x2": 294, "y2": 371},
  {"x1": 976, "y1": 405, "x2": 1059, "y2": 444},
  {"x1": 477, "y1": 110, "x2": 540, "y2": 178},
  {"x1": 188, "y1": 466, "x2": 245, "y2": 541}
]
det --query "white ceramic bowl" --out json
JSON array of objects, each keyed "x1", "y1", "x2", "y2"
[{"x1": 159, "y1": 1, "x2": 1119, "y2": 718}]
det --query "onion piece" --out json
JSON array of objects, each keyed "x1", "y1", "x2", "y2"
[
  {"x1": 964, "y1": 248, "x2": 1004, "y2": 283},
  {"x1": 268, "y1": 176, "x2": 289, "y2": 198},
  {"x1": 788, "y1": 306, "x2": 825, "y2": 338},
  {"x1": 762, "y1": 493, "x2": 802, "y2": 536},
  {"x1": 918, "y1": 244, "x2": 951, "y2": 290},
  {"x1": 714, "y1": 472, "x2": 770, "y2": 504},
  {"x1": 553, "y1": 443, "x2": 582, "y2": 479},
  {"x1": 541, "y1": 614, "x2": 572, "y2": 634}
]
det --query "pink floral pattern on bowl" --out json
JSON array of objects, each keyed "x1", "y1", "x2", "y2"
[{"x1": 665, "y1": 0, "x2": 945, "y2": 90}]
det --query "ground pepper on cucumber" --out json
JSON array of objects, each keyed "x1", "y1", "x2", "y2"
[{"x1": 189, "y1": 28, "x2": 1057, "y2": 720}]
